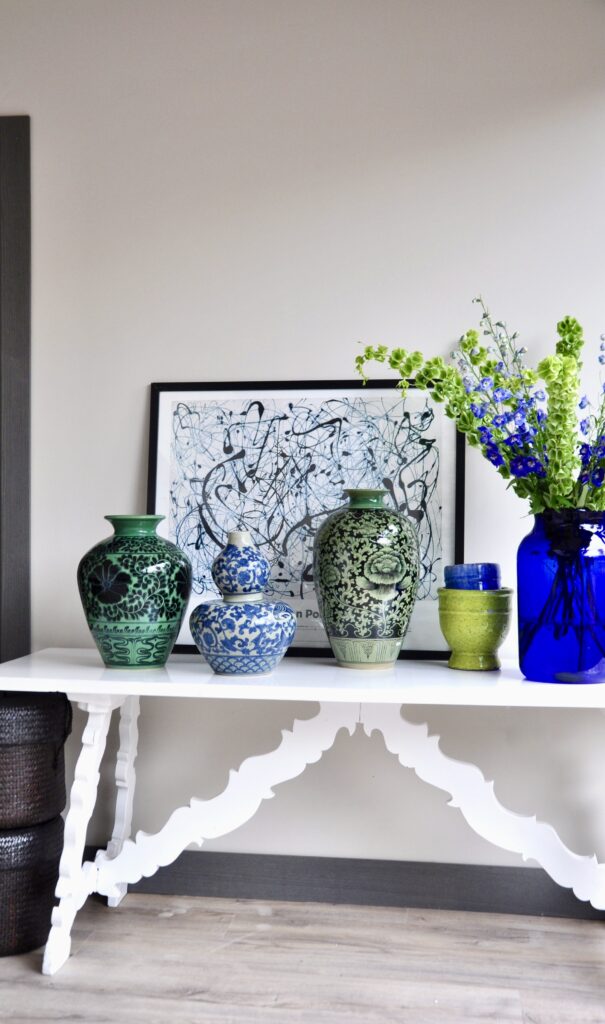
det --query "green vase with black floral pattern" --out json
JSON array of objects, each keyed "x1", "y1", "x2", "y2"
[
  {"x1": 313, "y1": 489, "x2": 420, "y2": 669},
  {"x1": 77, "y1": 515, "x2": 192, "y2": 668}
]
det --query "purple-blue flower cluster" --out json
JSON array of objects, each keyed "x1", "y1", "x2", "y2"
[
  {"x1": 450, "y1": 303, "x2": 605, "y2": 507},
  {"x1": 464, "y1": 371, "x2": 550, "y2": 484},
  {"x1": 578, "y1": 435, "x2": 605, "y2": 488},
  {"x1": 486, "y1": 444, "x2": 504, "y2": 467},
  {"x1": 510, "y1": 455, "x2": 547, "y2": 479},
  {"x1": 357, "y1": 301, "x2": 605, "y2": 511},
  {"x1": 493, "y1": 387, "x2": 512, "y2": 402}
]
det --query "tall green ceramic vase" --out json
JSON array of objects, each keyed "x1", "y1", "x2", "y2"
[
  {"x1": 313, "y1": 489, "x2": 420, "y2": 669},
  {"x1": 77, "y1": 515, "x2": 192, "y2": 668}
]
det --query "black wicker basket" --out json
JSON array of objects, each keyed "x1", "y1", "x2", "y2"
[
  {"x1": 0, "y1": 693, "x2": 72, "y2": 829},
  {"x1": 0, "y1": 815, "x2": 64, "y2": 956}
]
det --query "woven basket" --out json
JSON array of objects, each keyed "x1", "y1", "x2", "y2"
[
  {"x1": 0, "y1": 693, "x2": 72, "y2": 829},
  {"x1": 0, "y1": 816, "x2": 64, "y2": 956}
]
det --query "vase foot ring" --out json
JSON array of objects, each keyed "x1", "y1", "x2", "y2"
[
  {"x1": 102, "y1": 662, "x2": 168, "y2": 670},
  {"x1": 448, "y1": 654, "x2": 500, "y2": 671},
  {"x1": 212, "y1": 670, "x2": 274, "y2": 677},
  {"x1": 336, "y1": 661, "x2": 395, "y2": 671}
]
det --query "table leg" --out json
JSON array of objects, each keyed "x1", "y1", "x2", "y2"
[
  {"x1": 42, "y1": 695, "x2": 123, "y2": 976},
  {"x1": 96, "y1": 695, "x2": 140, "y2": 907},
  {"x1": 362, "y1": 702, "x2": 605, "y2": 910},
  {"x1": 96, "y1": 701, "x2": 359, "y2": 899}
]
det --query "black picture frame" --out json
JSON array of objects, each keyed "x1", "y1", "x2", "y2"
[{"x1": 148, "y1": 379, "x2": 465, "y2": 658}]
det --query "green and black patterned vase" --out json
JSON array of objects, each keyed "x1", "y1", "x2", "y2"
[
  {"x1": 77, "y1": 515, "x2": 192, "y2": 668},
  {"x1": 313, "y1": 489, "x2": 420, "y2": 669}
]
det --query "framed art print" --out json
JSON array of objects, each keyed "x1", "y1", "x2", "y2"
[{"x1": 147, "y1": 380, "x2": 465, "y2": 656}]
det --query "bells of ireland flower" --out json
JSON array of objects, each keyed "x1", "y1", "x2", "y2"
[{"x1": 313, "y1": 489, "x2": 420, "y2": 668}]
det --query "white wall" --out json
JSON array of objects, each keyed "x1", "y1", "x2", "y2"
[{"x1": 2, "y1": 0, "x2": 605, "y2": 865}]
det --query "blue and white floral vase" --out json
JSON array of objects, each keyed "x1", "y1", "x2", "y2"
[{"x1": 189, "y1": 530, "x2": 296, "y2": 675}]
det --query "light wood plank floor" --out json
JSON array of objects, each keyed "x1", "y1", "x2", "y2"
[{"x1": 0, "y1": 894, "x2": 603, "y2": 1023}]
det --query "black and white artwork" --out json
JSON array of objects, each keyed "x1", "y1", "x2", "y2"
[{"x1": 148, "y1": 381, "x2": 464, "y2": 655}]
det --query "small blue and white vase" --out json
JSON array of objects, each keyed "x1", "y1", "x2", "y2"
[{"x1": 189, "y1": 530, "x2": 296, "y2": 675}]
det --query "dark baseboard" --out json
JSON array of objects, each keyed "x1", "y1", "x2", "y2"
[{"x1": 85, "y1": 848, "x2": 605, "y2": 921}]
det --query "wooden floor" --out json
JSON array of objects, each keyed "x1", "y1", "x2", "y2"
[{"x1": 0, "y1": 894, "x2": 603, "y2": 1023}]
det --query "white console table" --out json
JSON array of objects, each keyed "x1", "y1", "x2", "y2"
[{"x1": 1, "y1": 646, "x2": 605, "y2": 976}]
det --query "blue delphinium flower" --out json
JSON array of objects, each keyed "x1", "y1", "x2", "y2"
[
  {"x1": 463, "y1": 377, "x2": 474, "y2": 393},
  {"x1": 478, "y1": 426, "x2": 493, "y2": 444},
  {"x1": 579, "y1": 395, "x2": 589, "y2": 410},
  {"x1": 510, "y1": 456, "x2": 530, "y2": 477},
  {"x1": 493, "y1": 387, "x2": 512, "y2": 402},
  {"x1": 580, "y1": 418, "x2": 591, "y2": 435},
  {"x1": 533, "y1": 389, "x2": 546, "y2": 402},
  {"x1": 580, "y1": 443, "x2": 592, "y2": 466},
  {"x1": 591, "y1": 467, "x2": 605, "y2": 487},
  {"x1": 536, "y1": 409, "x2": 547, "y2": 424},
  {"x1": 599, "y1": 355, "x2": 605, "y2": 365},
  {"x1": 513, "y1": 396, "x2": 534, "y2": 413},
  {"x1": 492, "y1": 412, "x2": 511, "y2": 428},
  {"x1": 510, "y1": 455, "x2": 546, "y2": 478},
  {"x1": 485, "y1": 444, "x2": 504, "y2": 467},
  {"x1": 470, "y1": 403, "x2": 488, "y2": 418},
  {"x1": 495, "y1": 361, "x2": 506, "y2": 373},
  {"x1": 479, "y1": 376, "x2": 494, "y2": 391}
]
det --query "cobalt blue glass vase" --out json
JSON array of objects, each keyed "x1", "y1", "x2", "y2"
[
  {"x1": 189, "y1": 530, "x2": 296, "y2": 675},
  {"x1": 517, "y1": 509, "x2": 605, "y2": 682}
]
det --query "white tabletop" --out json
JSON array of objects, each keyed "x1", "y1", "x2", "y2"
[{"x1": 0, "y1": 648, "x2": 604, "y2": 708}]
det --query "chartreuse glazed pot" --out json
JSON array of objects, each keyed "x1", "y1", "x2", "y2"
[
  {"x1": 189, "y1": 530, "x2": 296, "y2": 674},
  {"x1": 77, "y1": 515, "x2": 192, "y2": 668},
  {"x1": 438, "y1": 587, "x2": 512, "y2": 671},
  {"x1": 313, "y1": 489, "x2": 420, "y2": 669}
]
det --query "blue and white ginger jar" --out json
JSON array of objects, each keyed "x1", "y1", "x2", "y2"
[{"x1": 189, "y1": 530, "x2": 296, "y2": 675}]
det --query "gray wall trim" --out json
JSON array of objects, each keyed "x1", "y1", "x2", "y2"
[
  {"x1": 86, "y1": 849, "x2": 605, "y2": 921},
  {"x1": 0, "y1": 116, "x2": 31, "y2": 663}
]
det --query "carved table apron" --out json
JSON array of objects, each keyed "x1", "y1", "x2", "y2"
[{"x1": 0, "y1": 647, "x2": 604, "y2": 976}]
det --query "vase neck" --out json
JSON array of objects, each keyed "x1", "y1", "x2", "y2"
[
  {"x1": 226, "y1": 530, "x2": 253, "y2": 548},
  {"x1": 534, "y1": 509, "x2": 605, "y2": 530},
  {"x1": 105, "y1": 515, "x2": 164, "y2": 537},
  {"x1": 345, "y1": 489, "x2": 387, "y2": 510}
]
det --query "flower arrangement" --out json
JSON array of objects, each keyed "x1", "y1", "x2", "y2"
[{"x1": 355, "y1": 297, "x2": 605, "y2": 515}]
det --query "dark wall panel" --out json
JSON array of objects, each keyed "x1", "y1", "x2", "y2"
[{"x1": 0, "y1": 116, "x2": 31, "y2": 662}]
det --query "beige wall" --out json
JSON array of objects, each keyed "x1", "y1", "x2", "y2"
[{"x1": 2, "y1": 0, "x2": 605, "y2": 864}]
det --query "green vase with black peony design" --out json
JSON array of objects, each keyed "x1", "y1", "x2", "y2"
[
  {"x1": 313, "y1": 489, "x2": 420, "y2": 669},
  {"x1": 77, "y1": 515, "x2": 192, "y2": 668}
]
